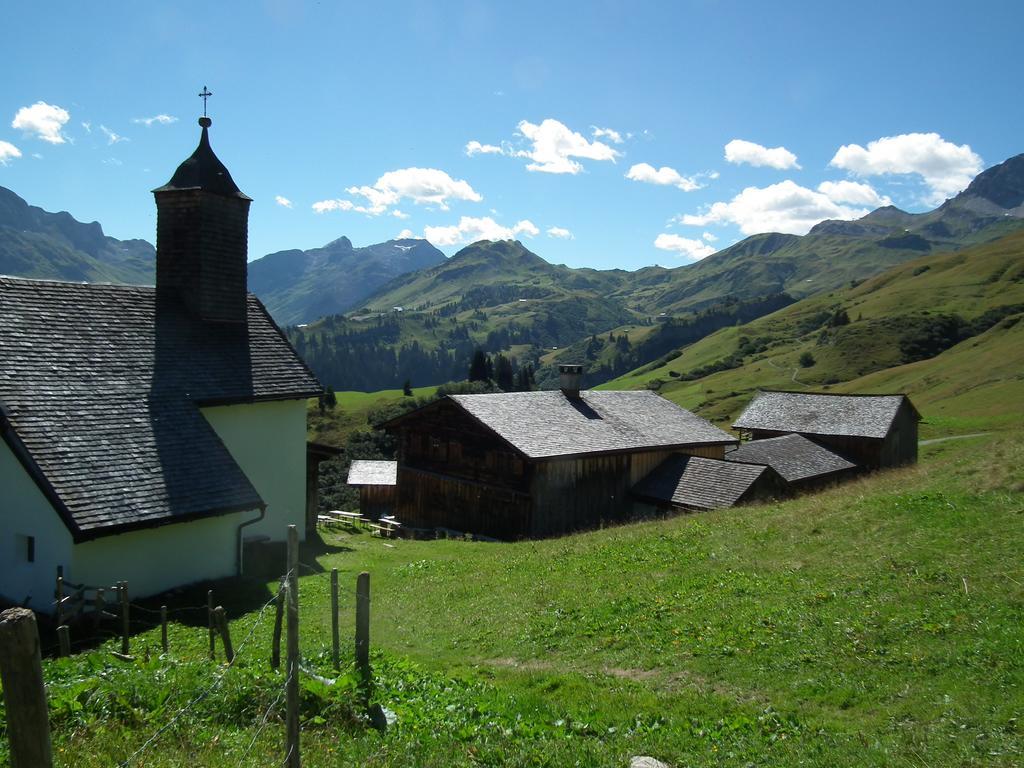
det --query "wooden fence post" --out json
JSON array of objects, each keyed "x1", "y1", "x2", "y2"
[
  {"x1": 93, "y1": 588, "x2": 105, "y2": 630},
  {"x1": 330, "y1": 568, "x2": 340, "y2": 671},
  {"x1": 57, "y1": 625, "x2": 70, "y2": 657},
  {"x1": 285, "y1": 525, "x2": 301, "y2": 767},
  {"x1": 213, "y1": 606, "x2": 234, "y2": 663},
  {"x1": 355, "y1": 571, "x2": 371, "y2": 686},
  {"x1": 160, "y1": 605, "x2": 168, "y2": 653},
  {"x1": 207, "y1": 589, "x2": 216, "y2": 661},
  {"x1": 0, "y1": 608, "x2": 54, "y2": 768},
  {"x1": 271, "y1": 578, "x2": 284, "y2": 671},
  {"x1": 119, "y1": 582, "x2": 130, "y2": 655}
]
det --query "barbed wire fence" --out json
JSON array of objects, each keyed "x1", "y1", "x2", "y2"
[{"x1": 0, "y1": 524, "x2": 376, "y2": 768}]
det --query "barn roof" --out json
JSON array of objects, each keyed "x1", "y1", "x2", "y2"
[
  {"x1": 724, "y1": 433, "x2": 856, "y2": 482},
  {"x1": 0, "y1": 277, "x2": 321, "y2": 541},
  {"x1": 632, "y1": 454, "x2": 773, "y2": 510},
  {"x1": 732, "y1": 390, "x2": 917, "y2": 439},
  {"x1": 347, "y1": 460, "x2": 398, "y2": 486},
  {"x1": 437, "y1": 390, "x2": 735, "y2": 459}
]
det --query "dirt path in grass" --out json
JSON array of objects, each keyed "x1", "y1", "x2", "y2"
[
  {"x1": 483, "y1": 657, "x2": 765, "y2": 703},
  {"x1": 920, "y1": 432, "x2": 990, "y2": 445}
]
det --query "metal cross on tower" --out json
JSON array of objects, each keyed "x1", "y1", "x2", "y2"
[{"x1": 198, "y1": 86, "x2": 213, "y2": 117}]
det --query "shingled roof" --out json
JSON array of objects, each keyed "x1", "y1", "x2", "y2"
[
  {"x1": 435, "y1": 390, "x2": 735, "y2": 459},
  {"x1": 347, "y1": 460, "x2": 398, "y2": 486},
  {"x1": 0, "y1": 277, "x2": 321, "y2": 541},
  {"x1": 732, "y1": 390, "x2": 916, "y2": 439},
  {"x1": 632, "y1": 454, "x2": 776, "y2": 510},
  {"x1": 725, "y1": 433, "x2": 856, "y2": 483}
]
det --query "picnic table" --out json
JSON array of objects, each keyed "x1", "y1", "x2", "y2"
[
  {"x1": 319, "y1": 510, "x2": 370, "y2": 529},
  {"x1": 369, "y1": 517, "x2": 402, "y2": 538}
]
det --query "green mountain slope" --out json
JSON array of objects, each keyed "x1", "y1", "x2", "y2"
[
  {"x1": 312, "y1": 152, "x2": 1024, "y2": 392},
  {"x1": 601, "y1": 229, "x2": 1024, "y2": 434},
  {"x1": 248, "y1": 236, "x2": 446, "y2": 325},
  {"x1": 289, "y1": 240, "x2": 638, "y2": 391},
  {"x1": 0, "y1": 185, "x2": 154, "y2": 283}
]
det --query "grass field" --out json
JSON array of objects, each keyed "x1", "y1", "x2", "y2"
[
  {"x1": 307, "y1": 385, "x2": 438, "y2": 445},
  {"x1": 7, "y1": 430, "x2": 1021, "y2": 767}
]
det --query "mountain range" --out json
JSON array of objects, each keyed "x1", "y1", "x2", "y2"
[
  {"x1": 2, "y1": 152, "x2": 1023, "y2": 391},
  {"x1": 0, "y1": 185, "x2": 154, "y2": 284}
]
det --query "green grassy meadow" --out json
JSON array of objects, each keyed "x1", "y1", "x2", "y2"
[{"x1": 6, "y1": 430, "x2": 1022, "y2": 767}]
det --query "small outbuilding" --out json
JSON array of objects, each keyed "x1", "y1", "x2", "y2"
[
  {"x1": 732, "y1": 391, "x2": 920, "y2": 469},
  {"x1": 724, "y1": 433, "x2": 857, "y2": 490},
  {"x1": 346, "y1": 460, "x2": 398, "y2": 519},
  {"x1": 632, "y1": 454, "x2": 788, "y2": 511}
]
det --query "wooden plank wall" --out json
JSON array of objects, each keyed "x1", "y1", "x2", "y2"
[
  {"x1": 394, "y1": 467, "x2": 532, "y2": 539},
  {"x1": 359, "y1": 486, "x2": 396, "y2": 520}
]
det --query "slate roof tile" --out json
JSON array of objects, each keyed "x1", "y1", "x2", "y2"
[
  {"x1": 0, "y1": 277, "x2": 321, "y2": 539},
  {"x1": 632, "y1": 454, "x2": 769, "y2": 510},
  {"x1": 724, "y1": 433, "x2": 857, "y2": 482},
  {"x1": 446, "y1": 390, "x2": 735, "y2": 459},
  {"x1": 732, "y1": 390, "x2": 912, "y2": 439},
  {"x1": 347, "y1": 460, "x2": 398, "y2": 486}
]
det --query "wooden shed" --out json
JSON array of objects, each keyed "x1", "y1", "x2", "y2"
[
  {"x1": 384, "y1": 373, "x2": 737, "y2": 539},
  {"x1": 346, "y1": 460, "x2": 398, "y2": 519},
  {"x1": 724, "y1": 433, "x2": 857, "y2": 491},
  {"x1": 732, "y1": 391, "x2": 921, "y2": 469},
  {"x1": 632, "y1": 454, "x2": 789, "y2": 512}
]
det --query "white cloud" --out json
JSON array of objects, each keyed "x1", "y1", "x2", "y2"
[
  {"x1": 465, "y1": 140, "x2": 504, "y2": 156},
  {"x1": 391, "y1": 209, "x2": 410, "y2": 220},
  {"x1": 546, "y1": 226, "x2": 573, "y2": 240},
  {"x1": 592, "y1": 126, "x2": 624, "y2": 144},
  {"x1": 132, "y1": 114, "x2": 178, "y2": 127},
  {"x1": 397, "y1": 228, "x2": 416, "y2": 239},
  {"x1": 12, "y1": 102, "x2": 71, "y2": 144},
  {"x1": 81, "y1": 121, "x2": 92, "y2": 133},
  {"x1": 275, "y1": 195, "x2": 293, "y2": 208},
  {"x1": 312, "y1": 199, "x2": 353, "y2": 214},
  {"x1": 829, "y1": 132, "x2": 982, "y2": 204},
  {"x1": 702, "y1": 231, "x2": 718, "y2": 243},
  {"x1": 626, "y1": 162, "x2": 703, "y2": 192},
  {"x1": 99, "y1": 125, "x2": 127, "y2": 145},
  {"x1": 724, "y1": 139, "x2": 801, "y2": 170},
  {"x1": 422, "y1": 216, "x2": 540, "y2": 247},
  {"x1": 516, "y1": 118, "x2": 620, "y2": 174},
  {"x1": 817, "y1": 180, "x2": 891, "y2": 207},
  {"x1": 654, "y1": 233, "x2": 716, "y2": 260},
  {"x1": 679, "y1": 180, "x2": 871, "y2": 235},
  {"x1": 0, "y1": 141, "x2": 22, "y2": 165},
  {"x1": 350, "y1": 167, "x2": 482, "y2": 214},
  {"x1": 314, "y1": 168, "x2": 482, "y2": 216}
]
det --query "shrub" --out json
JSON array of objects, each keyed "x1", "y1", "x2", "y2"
[{"x1": 798, "y1": 351, "x2": 816, "y2": 368}]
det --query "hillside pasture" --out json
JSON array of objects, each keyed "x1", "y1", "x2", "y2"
[{"x1": 6, "y1": 433, "x2": 1022, "y2": 767}]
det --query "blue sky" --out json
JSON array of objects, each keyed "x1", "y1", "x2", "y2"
[{"x1": 1, "y1": 1, "x2": 1022, "y2": 271}]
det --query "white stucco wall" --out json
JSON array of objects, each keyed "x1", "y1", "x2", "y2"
[
  {"x1": 201, "y1": 398, "x2": 308, "y2": 542},
  {"x1": 72, "y1": 511, "x2": 247, "y2": 598},
  {"x1": 0, "y1": 441, "x2": 75, "y2": 611}
]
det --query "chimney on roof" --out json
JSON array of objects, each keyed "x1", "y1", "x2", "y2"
[
  {"x1": 152, "y1": 116, "x2": 252, "y2": 323},
  {"x1": 559, "y1": 364, "x2": 584, "y2": 399}
]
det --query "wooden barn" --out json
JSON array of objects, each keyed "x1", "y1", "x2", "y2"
[
  {"x1": 346, "y1": 460, "x2": 398, "y2": 519},
  {"x1": 724, "y1": 433, "x2": 857, "y2": 490},
  {"x1": 732, "y1": 391, "x2": 921, "y2": 469},
  {"x1": 384, "y1": 366, "x2": 737, "y2": 539},
  {"x1": 632, "y1": 454, "x2": 789, "y2": 512}
]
